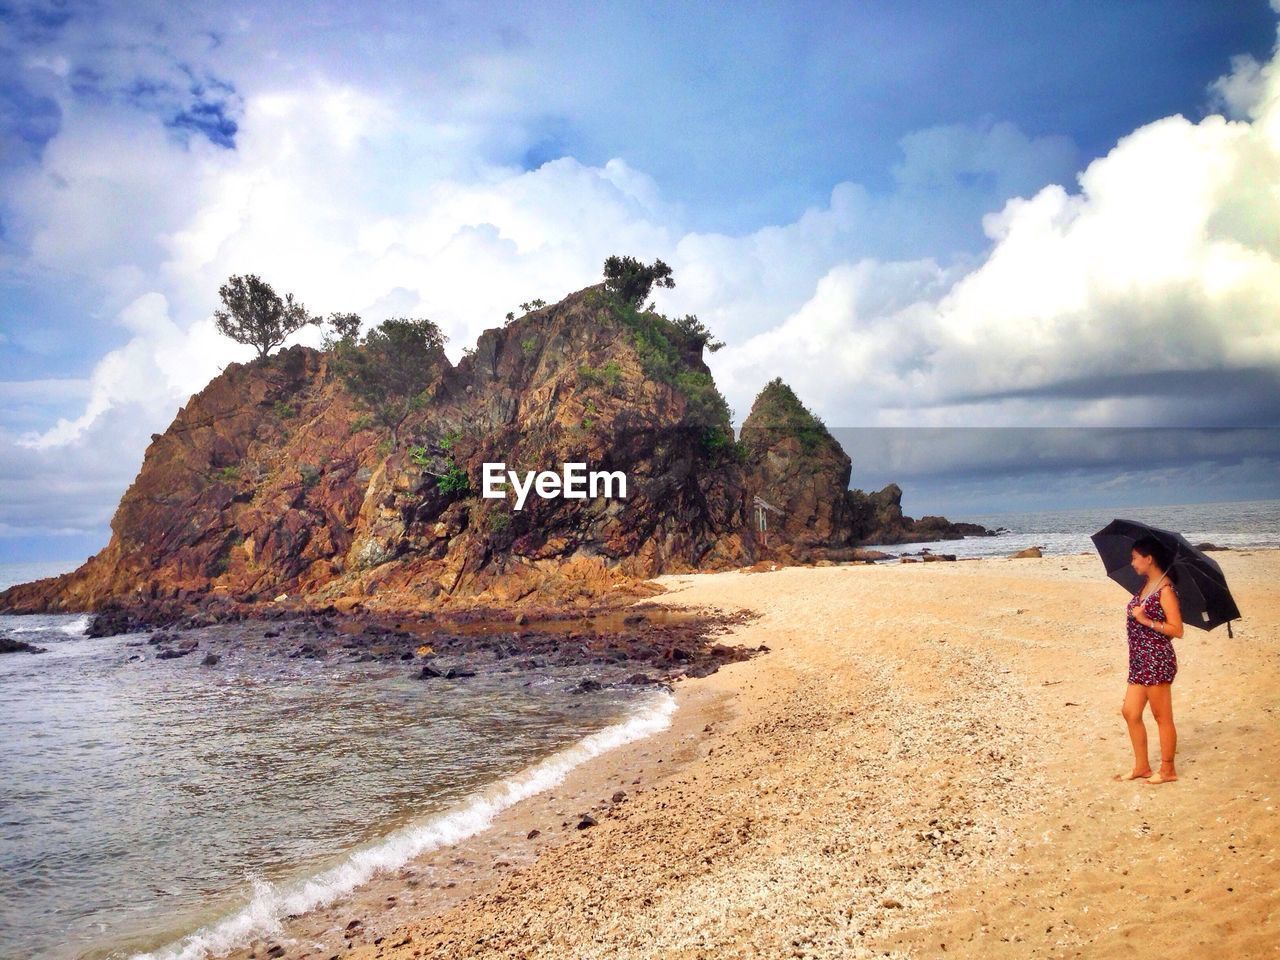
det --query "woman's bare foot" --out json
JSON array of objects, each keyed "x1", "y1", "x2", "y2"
[
  {"x1": 1143, "y1": 765, "x2": 1178, "y2": 785},
  {"x1": 1113, "y1": 767, "x2": 1153, "y2": 781}
]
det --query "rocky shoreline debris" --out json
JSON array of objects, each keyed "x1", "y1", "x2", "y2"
[
  {"x1": 0, "y1": 634, "x2": 48, "y2": 654},
  {"x1": 95, "y1": 601, "x2": 762, "y2": 690}
]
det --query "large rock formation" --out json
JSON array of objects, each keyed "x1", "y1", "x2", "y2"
[
  {"x1": 1, "y1": 284, "x2": 992, "y2": 615},
  {"x1": 738, "y1": 378, "x2": 863, "y2": 559},
  {"x1": 736, "y1": 378, "x2": 992, "y2": 558}
]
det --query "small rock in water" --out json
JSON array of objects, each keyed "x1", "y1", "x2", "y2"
[{"x1": 0, "y1": 636, "x2": 47, "y2": 655}]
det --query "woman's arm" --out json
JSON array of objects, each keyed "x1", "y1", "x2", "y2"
[
  {"x1": 1133, "y1": 585, "x2": 1183, "y2": 638},
  {"x1": 1146, "y1": 584, "x2": 1184, "y2": 639},
  {"x1": 1161, "y1": 584, "x2": 1184, "y2": 638}
]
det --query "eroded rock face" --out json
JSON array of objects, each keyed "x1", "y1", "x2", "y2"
[
  {"x1": 1, "y1": 285, "x2": 991, "y2": 616},
  {"x1": 2, "y1": 287, "x2": 749, "y2": 613},
  {"x1": 737, "y1": 380, "x2": 998, "y2": 557},
  {"x1": 3, "y1": 346, "x2": 383, "y2": 612},
  {"x1": 738, "y1": 378, "x2": 860, "y2": 555}
]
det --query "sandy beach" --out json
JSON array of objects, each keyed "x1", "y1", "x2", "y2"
[{"x1": 232, "y1": 549, "x2": 1280, "y2": 960}]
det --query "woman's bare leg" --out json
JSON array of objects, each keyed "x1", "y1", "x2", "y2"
[
  {"x1": 1116, "y1": 683, "x2": 1152, "y2": 779},
  {"x1": 1143, "y1": 683, "x2": 1177, "y2": 783}
]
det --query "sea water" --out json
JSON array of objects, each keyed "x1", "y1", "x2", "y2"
[
  {"x1": 861, "y1": 497, "x2": 1280, "y2": 559},
  {"x1": 0, "y1": 609, "x2": 670, "y2": 960}
]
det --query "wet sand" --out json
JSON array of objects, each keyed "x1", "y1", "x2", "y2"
[{"x1": 232, "y1": 549, "x2": 1280, "y2": 959}]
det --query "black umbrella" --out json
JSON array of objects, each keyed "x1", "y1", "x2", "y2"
[{"x1": 1091, "y1": 519, "x2": 1241, "y2": 637}]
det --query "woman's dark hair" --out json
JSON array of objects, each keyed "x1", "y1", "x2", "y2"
[{"x1": 1132, "y1": 536, "x2": 1179, "y2": 584}]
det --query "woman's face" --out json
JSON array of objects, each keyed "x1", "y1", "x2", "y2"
[{"x1": 1131, "y1": 549, "x2": 1152, "y2": 575}]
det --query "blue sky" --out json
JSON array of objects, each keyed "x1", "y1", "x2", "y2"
[{"x1": 1, "y1": 0, "x2": 1279, "y2": 561}]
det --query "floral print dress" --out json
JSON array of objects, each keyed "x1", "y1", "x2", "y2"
[{"x1": 1126, "y1": 578, "x2": 1179, "y2": 685}]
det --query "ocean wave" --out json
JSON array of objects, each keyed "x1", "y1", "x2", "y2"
[
  {"x1": 0, "y1": 613, "x2": 89, "y2": 636},
  {"x1": 131, "y1": 688, "x2": 677, "y2": 960},
  {"x1": 60, "y1": 614, "x2": 90, "y2": 637}
]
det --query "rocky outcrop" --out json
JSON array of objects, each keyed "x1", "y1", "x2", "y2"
[
  {"x1": 1, "y1": 283, "x2": 993, "y2": 616},
  {"x1": 844, "y1": 483, "x2": 996, "y2": 546},
  {"x1": 738, "y1": 379, "x2": 997, "y2": 555},
  {"x1": 738, "y1": 378, "x2": 860, "y2": 556}
]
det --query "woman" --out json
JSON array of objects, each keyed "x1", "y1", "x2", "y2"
[{"x1": 1114, "y1": 536, "x2": 1184, "y2": 785}]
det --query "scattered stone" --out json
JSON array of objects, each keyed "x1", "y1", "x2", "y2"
[
  {"x1": 0, "y1": 636, "x2": 47, "y2": 654},
  {"x1": 201, "y1": 653, "x2": 221, "y2": 666},
  {"x1": 576, "y1": 814, "x2": 598, "y2": 830},
  {"x1": 527, "y1": 828, "x2": 541, "y2": 839},
  {"x1": 611, "y1": 790, "x2": 627, "y2": 803}
]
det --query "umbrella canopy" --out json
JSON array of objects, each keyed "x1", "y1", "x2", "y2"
[{"x1": 1091, "y1": 518, "x2": 1241, "y2": 638}]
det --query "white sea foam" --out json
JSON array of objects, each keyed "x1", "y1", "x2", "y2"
[
  {"x1": 1, "y1": 613, "x2": 89, "y2": 635},
  {"x1": 60, "y1": 614, "x2": 90, "y2": 636},
  {"x1": 131, "y1": 688, "x2": 677, "y2": 960}
]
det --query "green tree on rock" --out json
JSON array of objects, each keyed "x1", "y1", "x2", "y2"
[
  {"x1": 324, "y1": 311, "x2": 362, "y2": 348},
  {"x1": 214, "y1": 274, "x2": 318, "y2": 359},
  {"x1": 335, "y1": 317, "x2": 447, "y2": 444},
  {"x1": 673, "y1": 313, "x2": 725, "y2": 353},
  {"x1": 602, "y1": 255, "x2": 675, "y2": 308}
]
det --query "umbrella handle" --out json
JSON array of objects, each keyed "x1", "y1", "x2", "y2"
[{"x1": 1227, "y1": 620, "x2": 1233, "y2": 639}]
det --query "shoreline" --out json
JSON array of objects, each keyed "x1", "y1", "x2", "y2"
[
  {"x1": 0, "y1": 602, "x2": 749, "y2": 960},
  {"x1": 206, "y1": 547, "x2": 1279, "y2": 960},
  {"x1": 203, "y1": 655, "x2": 740, "y2": 960}
]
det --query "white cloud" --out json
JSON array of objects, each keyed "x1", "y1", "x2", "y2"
[
  {"x1": 1209, "y1": 53, "x2": 1269, "y2": 119},
  {"x1": 712, "y1": 35, "x2": 1280, "y2": 428},
  {"x1": 17, "y1": 293, "x2": 228, "y2": 449},
  {"x1": 3, "y1": 19, "x2": 1279, "y2": 543}
]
